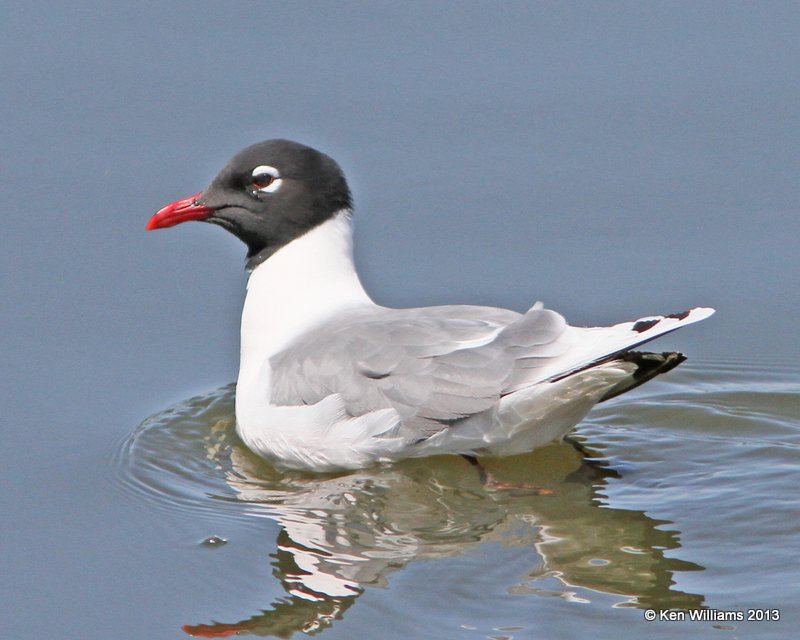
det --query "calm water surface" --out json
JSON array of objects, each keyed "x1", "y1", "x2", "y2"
[
  {"x1": 113, "y1": 358, "x2": 799, "y2": 639},
  {"x1": 4, "y1": 3, "x2": 800, "y2": 639}
]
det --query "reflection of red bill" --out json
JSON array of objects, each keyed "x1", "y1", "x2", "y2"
[{"x1": 182, "y1": 620, "x2": 257, "y2": 638}]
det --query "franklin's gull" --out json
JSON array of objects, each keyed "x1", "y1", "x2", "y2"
[{"x1": 147, "y1": 139, "x2": 713, "y2": 471}]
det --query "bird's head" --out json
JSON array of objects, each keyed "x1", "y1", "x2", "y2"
[{"x1": 147, "y1": 139, "x2": 351, "y2": 268}]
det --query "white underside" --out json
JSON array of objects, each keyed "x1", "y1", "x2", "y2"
[
  {"x1": 238, "y1": 360, "x2": 634, "y2": 471},
  {"x1": 235, "y1": 211, "x2": 384, "y2": 469},
  {"x1": 234, "y1": 211, "x2": 711, "y2": 471}
]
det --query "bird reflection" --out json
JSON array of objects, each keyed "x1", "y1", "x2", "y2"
[
  {"x1": 174, "y1": 411, "x2": 704, "y2": 637},
  {"x1": 119, "y1": 386, "x2": 705, "y2": 637}
]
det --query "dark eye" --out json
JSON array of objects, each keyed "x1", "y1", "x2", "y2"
[
  {"x1": 252, "y1": 172, "x2": 274, "y2": 188},
  {"x1": 251, "y1": 165, "x2": 282, "y2": 193}
]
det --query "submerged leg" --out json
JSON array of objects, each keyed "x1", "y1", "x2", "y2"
[
  {"x1": 461, "y1": 455, "x2": 552, "y2": 495},
  {"x1": 563, "y1": 435, "x2": 594, "y2": 458},
  {"x1": 462, "y1": 454, "x2": 489, "y2": 484},
  {"x1": 562, "y1": 436, "x2": 622, "y2": 478}
]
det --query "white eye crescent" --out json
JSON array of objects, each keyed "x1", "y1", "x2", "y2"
[{"x1": 251, "y1": 165, "x2": 282, "y2": 193}]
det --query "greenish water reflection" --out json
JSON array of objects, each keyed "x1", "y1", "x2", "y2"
[{"x1": 119, "y1": 386, "x2": 704, "y2": 638}]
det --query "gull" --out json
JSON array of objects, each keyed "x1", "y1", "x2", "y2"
[{"x1": 147, "y1": 139, "x2": 713, "y2": 471}]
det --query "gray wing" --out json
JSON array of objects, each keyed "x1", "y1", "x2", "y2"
[{"x1": 270, "y1": 303, "x2": 569, "y2": 437}]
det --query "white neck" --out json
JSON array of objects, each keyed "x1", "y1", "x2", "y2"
[{"x1": 238, "y1": 211, "x2": 373, "y2": 382}]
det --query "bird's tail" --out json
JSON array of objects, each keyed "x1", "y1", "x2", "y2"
[{"x1": 597, "y1": 350, "x2": 686, "y2": 402}]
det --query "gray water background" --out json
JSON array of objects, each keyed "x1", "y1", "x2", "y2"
[{"x1": 2, "y1": 2, "x2": 799, "y2": 639}]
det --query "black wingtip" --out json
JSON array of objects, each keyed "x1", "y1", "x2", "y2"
[
  {"x1": 665, "y1": 310, "x2": 691, "y2": 321},
  {"x1": 632, "y1": 318, "x2": 661, "y2": 333}
]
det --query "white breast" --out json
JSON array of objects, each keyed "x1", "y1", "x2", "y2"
[{"x1": 234, "y1": 211, "x2": 398, "y2": 468}]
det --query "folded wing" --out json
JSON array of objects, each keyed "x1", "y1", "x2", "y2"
[{"x1": 269, "y1": 303, "x2": 714, "y2": 438}]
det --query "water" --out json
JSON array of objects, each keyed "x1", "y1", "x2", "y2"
[
  {"x1": 111, "y1": 360, "x2": 799, "y2": 639},
  {"x1": 3, "y1": 2, "x2": 800, "y2": 638}
]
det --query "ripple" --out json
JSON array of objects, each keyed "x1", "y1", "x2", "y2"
[
  {"x1": 112, "y1": 357, "x2": 800, "y2": 636},
  {"x1": 112, "y1": 384, "x2": 246, "y2": 521},
  {"x1": 590, "y1": 359, "x2": 800, "y2": 447}
]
